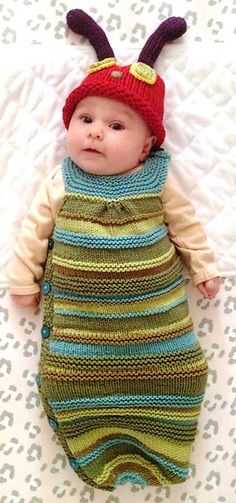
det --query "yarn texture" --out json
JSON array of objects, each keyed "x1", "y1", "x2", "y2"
[{"x1": 38, "y1": 150, "x2": 208, "y2": 491}]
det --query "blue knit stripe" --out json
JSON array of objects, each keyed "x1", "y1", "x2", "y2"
[
  {"x1": 115, "y1": 471, "x2": 148, "y2": 486},
  {"x1": 62, "y1": 151, "x2": 170, "y2": 198},
  {"x1": 69, "y1": 438, "x2": 189, "y2": 478},
  {"x1": 54, "y1": 294, "x2": 187, "y2": 319},
  {"x1": 53, "y1": 276, "x2": 184, "y2": 304},
  {"x1": 53, "y1": 225, "x2": 167, "y2": 249},
  {"x1": 49, "y1": 331, "x2": 197, "y2": 358},
  {"x1": 49, "y1": 394, "x2": 204, "y2": 411}
]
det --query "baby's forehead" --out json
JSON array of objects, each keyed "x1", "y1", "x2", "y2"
[{"x1": 75, "y1": 96, "x2": 135, "y2": 118}]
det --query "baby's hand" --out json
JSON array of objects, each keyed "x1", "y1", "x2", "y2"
[
  {"x1": 196, "y1": 277, "x2": 220, "y2": 299},
  {"x1": 11, "y1": 293, "x2": 41, "y2": 308}
]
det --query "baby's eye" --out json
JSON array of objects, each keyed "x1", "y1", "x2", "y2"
[
  {"x1": 110, "y1": 122, "x2": 125, "y2": 130},
  {"x1": 80, "y1": 115, "x2": 93, "y2": 124}
]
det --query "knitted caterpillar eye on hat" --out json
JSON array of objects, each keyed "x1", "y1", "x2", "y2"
[{"x1": 63, "y1": 10, "x2": 187, "y2": 147}]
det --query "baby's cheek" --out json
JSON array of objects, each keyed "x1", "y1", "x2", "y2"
[{"x1": 65, "y1": 133, "x2": 74, "y2": 155}]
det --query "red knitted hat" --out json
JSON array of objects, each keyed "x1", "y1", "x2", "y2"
[{"x1": 63, "y1": 10, "x2": 187, "y2": 147}]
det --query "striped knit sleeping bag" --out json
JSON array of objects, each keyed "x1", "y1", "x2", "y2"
[{"x1": 38, "y1": 149, "x2": 208, "y2": 491}]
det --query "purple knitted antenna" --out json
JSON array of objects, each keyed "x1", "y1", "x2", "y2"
[
  {"x1": 66, "y1": 9, "x2": 115, "y2": 61},
  {"x1": 139, "y1": 17, "x2": 187, "y2": 67}
]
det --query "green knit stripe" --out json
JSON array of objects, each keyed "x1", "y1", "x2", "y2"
[
  {"x1": 57, "y1": 213, "x2": 164, "y2": 237},
  {"x1": 59, "y1": 192, "x2": 163, "y2": 222},
  {"x1": 52, "y1": 245, "x2": 175, "y2": 272},
  {"x1": 53, "y1": 232, "x2": 172, "y2": 262},
  {"x1": 52, "y1": 256, "x2": 183, "y2": 297},
  {"x1": 50, "y1": 314, "x2": 193, "y2": 343},
  {"x1": 42, "y1": 372, "x2": 207, "y2": 398},
  {"x1": 67, "y1": 426, "x2": 194, "y2": 459},
  {"x1": 53, "y1": 282, "x2": 186, "y2": 318},
  {"x1": 42, "y1": 349, "x2": 208, "y2": 384},
  {"x1": 59, "y1": 415, "x2": 199, "y2": 443},
  {"x1": 52, "y1": 301, "x2": 191, "y2": 333}
]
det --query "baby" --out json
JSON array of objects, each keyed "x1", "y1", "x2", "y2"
[{"x1": 10, "y1": 10, "x2": 220, "y2": 491}]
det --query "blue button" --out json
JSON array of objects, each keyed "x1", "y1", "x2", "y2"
[
  {"x1": 69, "y1": 458, "x2": 79, "y2": 470},
  {"x1": 36, "y1": 375, "x2": 42, "y2": 387},
  {"x1": 41, "y1": 325, "x2": 50, "y2": 339},
  {"x1": 48, "y1": 418, "x2": 58, "y2": 431},
  {"x1": 43, "y1": 281, "x2": 51, "y2": 295}
]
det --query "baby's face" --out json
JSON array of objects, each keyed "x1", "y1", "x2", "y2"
[{"x1": 66, "y1": 96, "x2": 155, "y2": 176}]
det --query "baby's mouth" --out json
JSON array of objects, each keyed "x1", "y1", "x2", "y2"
[{"x1": 84, "y1": 148, "x2": 102, "y2": 154}]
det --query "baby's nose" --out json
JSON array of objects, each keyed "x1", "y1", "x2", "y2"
[{"x1": 88, "y1": 124, "x2": 104, "y2": 140}]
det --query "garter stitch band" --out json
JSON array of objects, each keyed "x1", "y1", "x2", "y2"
[{"x1": 38, "y1": 150, "x2": 208, "y2": 490}]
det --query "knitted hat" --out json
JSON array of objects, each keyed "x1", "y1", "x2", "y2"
[{"x1": 63, "y1": 10, "x2": 187, "y2": 147}]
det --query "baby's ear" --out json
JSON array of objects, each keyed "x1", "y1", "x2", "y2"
[{"x1": 140, "y1": 135, "x2": 157, "y2": 161}]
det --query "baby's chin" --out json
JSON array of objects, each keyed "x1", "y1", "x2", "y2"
[{"x1": 72, "y1": 158, "x2": 143, "y2": 177}]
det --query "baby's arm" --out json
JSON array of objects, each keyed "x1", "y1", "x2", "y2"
[
  {"x1": 9, "y1": 168, "x2": 62, "y2": 305},
  {"x1": 162, "y1": 171, "x2": 220, "y2": 296}
]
